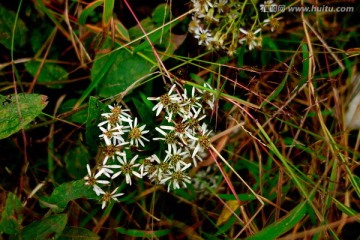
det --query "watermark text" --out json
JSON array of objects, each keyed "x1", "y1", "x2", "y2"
[{"x1": 260, "y1": 1, "x2": 354, "y2": 13}]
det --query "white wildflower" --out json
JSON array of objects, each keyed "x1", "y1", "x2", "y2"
[
  {"x1": 186, "y1": 123, "x2": 212, "y2": 166},
  {"x1": 194, "y1": 27, "x2": 214, "y2": 46},
  {"x1": 148, "y1": 84, "x2": 181, "y2": 116},
  {"x1": 97, "y1": 187, "x2": 124, "y2": 209},
  {"x1": 99, "y1": 124, "x2": 126, "y2": 146},
  {"x1": 160, "y1": 163, "x2": 192, "y2": 192},
  {"x1": 214, "y1": 0, "x2": 228, "y2": 13},
  {"x1": 138, "y1": 154, "x2": 161, "y2": 177},
  {"x1": 192, "y1": 0, "x2": 213, "y2": 13},
  {"x1": 84, "y1": 164, "x2": 110, "y2": 196},
  {"x1": 108, "y1": 155, "x2": 142, "y2": 185},
  {"x1": 239, "y1": 28, "x2": 262, "y2": 51},
  {"x1": 126, "y1": 117, "x2": 150, "y2": 148},
  {"x1": 153, "y1": 126, "x2": 180, "y2": 153},
  {"x1": 164, "y1": 145, "x2": 189, "y2": 168}
]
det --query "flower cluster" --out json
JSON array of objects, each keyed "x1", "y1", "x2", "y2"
[
  {"x1": 84, "y1": 83, "x2": 216, "y2": 208},
  {"x1": 84, "y1": 104, "x2": 150, "y2": 208},
  {"x1": 147, "y1": 83, "x2": 216, "y2": 191},
  {"x1": 189, "y1": 0, "x2": 282, "y2": 55}
]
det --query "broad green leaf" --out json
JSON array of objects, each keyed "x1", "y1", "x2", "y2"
[
  {"x1": 130, "y1": 4, "x2": 179, "y2": 55},
  {"x1": 64, "y1": 141, "x2": 91, "y2": 179},
  {"x1": 261, "y1": 37, "x2": 280, "y2": 63},
  {"x1": 133, "y1": 22, "x2": 174, "y2": 54},
  {"x1": 21, "y1": 214, "x2": 67, "y2": 240},
  {"x1": 59, "y1": 226, "x2": 100, "y2": 240},
  {"x1": 0, "y1": 192, "x2": 23, "y2": 235},
  {"x1": 237, "y1": 45, "x2": 247, "y2": 78},
  {"x1": 58, "y1": 99, "x2": 88, "y2": 124},
  {"x1": 103, "y1": 0, "x2": 115, "y2": 27},
  {"x1": 133, "y1": 96, "x2": 155, "y2": 127},
  {"x1": 115, "y1": 20, "x2": 130, "y2": 42},
  {"x1": 0, "y1": 5, "x2": 28, "y2": 50},
  {"x1": 85, "y1": 97, "x2": 107, "y2": 152},
  {"x1": 78, "y1": 0, "x2": 103, "y2": 25},
  {"x1": 151, "y1": 3, "x2": 171, "y2": 25},
  {"x1": 86, "y1": 3, "x2": 180, "y2": 100},
  {"x1": 139, "y1": 90, "x2": 154, "y2": 110},
  {"x1": 91, "y1": 42, "x2": 156, "y2": 98},
  {"x1": 30, "y1": 23, "x2": 54, "y2": 53},
  {"x1": 116, "y1": 227, "x2": 171, "y2": 238},
  {"x1": 25, "y1": 61, "x2": 68, "y2": 89},
  {"x1": 40, "y1": 180, "x2": 98, "y2": 213},
  {"x1": 246, "y1": 201, "x2": 307, "y2": 240},
  {"x1": 0, "y1": 93, "x2": 48, "y2": 139},
  {"x1": 76, "y1": 42, "x2": 118, "y2": 106}
]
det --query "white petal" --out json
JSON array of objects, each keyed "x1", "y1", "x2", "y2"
[
  {"x1": 111, "y1": 172, "x2": 122, "y2": 179},
  {"x1": 86, "y1": 164, "x2": 91, "y2": 176},
  {"x1": 239, "y1": 28, "x2": 248, "y2": 35},
  {"x1": 169, "y1": 84, "x2": 177, "y2": 94},
  {"x1": 133, "y1": 171, "x2": 142, "y2": 179}
]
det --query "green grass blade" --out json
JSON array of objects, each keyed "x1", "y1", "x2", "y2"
[
  {"x1": 333, "y1": 198, "x2": 360, "y2": 221},
  {"x1": 184, "y1": 80, "x2": 260, "y2": 109},
  {"x1": 260, "y1": 50, "x2": 295, "y2": 108},
  {"x1": 256, "y1": 122, "x2": 322, "y2": 220},
  {"x1": 115, "y1": 228, "x2": 171, "y2": 237},
  {"x1": 246, "y1": 201, "x2": 307, "y2": 240},
  {"x1": 78, "y1": 0, "x2": 103, "y2": 25},
  {"x1": 75, "y1": 49, "x2": 117, "y2": 107},
  {"x1": 103, "y1": 0, "x2": 114, "y2": 27}
]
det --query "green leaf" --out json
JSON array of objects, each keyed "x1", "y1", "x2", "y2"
[
  {"x1": 0, "y1": 192, "x2": 23, "y2": 234},
  {"x1": 129, "y1": 17, "x2": 153, "y2": 40},
  {"x1": 103, "y1": 0, "x2": 115, "y2": 27},
  {"x1": 0, "y1": 93, "x2": 48, "y2": 139},
  {"x1": 246, "y1": 201, "x2": 307, "y2": 240},
  {"x1": 0, "y1": 5, "x2": 28, "y2": 50},
  {"x1": 133, "y1": 22, "x2": 173, "y2": 54},
  {"x1": 333, "y1": 198, "x2": 360, "y2": 221},
  {"x1": 302, "y1": 43, "x2": 309, "y2": 80},
  {"x1": 92, "y1": 43, "x2": 156, "y2": 98},
  {"x1": 116, "y1": 227, "x2": 171, "y2": 238},
  {"x1": 40, "y1": 180, "x2": 98, "y2": 213},
  {"x1": 85, "y1": 97, "x2": 107, "y2": 152},
  {"x1": 64, "y1": 141, "x2": 91, "y2": 179},
  {"x1": 133, "y1": 95, "x2": 155, "y2": 126},
  {"x1": 76, "y1": 42, "x2": 118, "y2": 106},
  {"x1": 115, "y1": 20, "x2": 130, "y2": 42},
  {"x1": 217, "y1": 193, "x2": 256, "y2": 201},
  {"x1": 78, "y1": 0, "x2": 103, "y2": 25},
  {"x1": 151, "y1": 3, "x2": 171, "y2": 25},
  {"x1": 59, "y1": 226, "x2": 100, "y2": 240},
  {"x1": 58, "y1": 99, "x2": 88, "y2": 124},
  {"x1": 261, "y1": 37, "x2": 281, "y2": 62},
  {"x1": 30, "y1": 23, "x2": 54, "y2": 53},
  {"x1": 21, "y1": 214, "x2": 67, "y2": 240},
  {"x1": 25, "y1": 61, "x2": 68, "y2": 89},
  {"x1": 130, "y1": 4, "x2": 178, "y2": 55}
]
